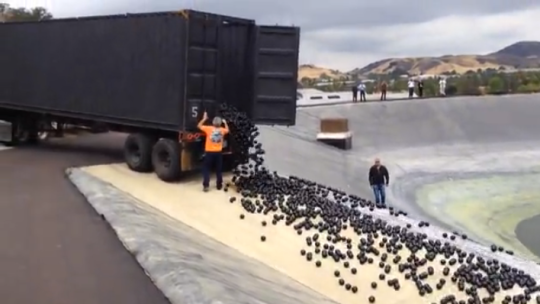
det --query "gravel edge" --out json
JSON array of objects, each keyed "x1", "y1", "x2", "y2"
[{"x1": 66, "y1": 167, "x2": 205, "y2": 304}]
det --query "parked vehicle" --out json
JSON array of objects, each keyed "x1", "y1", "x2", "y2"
[{"x1": 0, "y1": 10, "x2": 300, "y2": 181}]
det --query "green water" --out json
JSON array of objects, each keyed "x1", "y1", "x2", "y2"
[{"x1": 416, "y1": 173, "x2": 540, "y2": 261}]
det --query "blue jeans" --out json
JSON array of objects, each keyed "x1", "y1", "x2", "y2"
[
  {"x1": 202, "y1": 152, "x2": 223, "y2": 188},
  {"x1": 372, "y1": 184, "x2": 386, "y2": 204}
]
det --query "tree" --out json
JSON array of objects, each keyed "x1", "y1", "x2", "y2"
[
  {"x1": 422, "y1": 79, "x2": 438, "y2": 97},
  {"x1": 530, "y1": 74, "x2": 539, "y2": 85},
  {"x1": 487, "y1": 76, "x2": 504, "y2": 94},
  {"x1": 340, "y1": 66, "x2": 540, "y2": 97},
  {"x1": 445, "y1": 85, "x2": 458, "y2": 96},
  {"x1": 300, "y1": 77, "x2": 315, "y2": 88},
  {"x1": 0, "y1": 3, "x2": 9, "y2": 21},
  {"x1": 456, "y1": 76, "x2": 481, "y2": 95},
  {"x1": 505, "y1": 75, "x2": 519, "y2": 93},
  {"x1": 0, "y1": 3, "x2": 8, "y2": 14},
  {"x1": 365, "y1": 82, "x2": 375, "y2": 94},
  {"x1": 391, "y1": 79, "x2": 407, "y2": 92},
  {"x1": 0, "y1": 3, "x2": 52, "y2": 22}
]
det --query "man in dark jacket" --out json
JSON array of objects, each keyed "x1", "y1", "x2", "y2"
[
  {"x1": 417, "y1": 80, "x2": 424, "y2": 98},
  {"x1": 380, "y1": 81, "x2": 387, "y2": 101},
  {"x1": 351, "y1": 85, "x2": 358, "y2": 102},
  {"x1": 368, "y1": 158, "x2": 389, "y2": 204}
]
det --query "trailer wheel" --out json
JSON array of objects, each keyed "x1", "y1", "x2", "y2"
[
  {"x1": 4, "y1": 119, "x2": 38, "y2": 146},
  {"x1": 124, "y1": 133, "x2": 155, "y2": 172},
  {"x1": 152, "y1": 139, "x2": 181, "y2": 182}
]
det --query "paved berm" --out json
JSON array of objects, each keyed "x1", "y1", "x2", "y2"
[{"x1": 0, "y1": 133, "x2": 169, "y2": 304}]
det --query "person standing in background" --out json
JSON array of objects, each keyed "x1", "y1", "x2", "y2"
[
  {"x1": 417, "y1": 79, "x2": 424, "y2": 98},
  {"x1": 439, "y1": 77, "x2": 446, "y2": 96},
  {"x1": 407, "y1": 79, "x2": 415, "y2": 98},
  {"x1": 351, "y1": 85, "x2": 358, "y2": 102},
  {"x1": 368, "y1": 158, "x2": 389, "y2": 205},
  {"x1": 380, "y1": 81, "x2": 387, "y2": 101},
  {"x1": 358, "y1": 82, "x2": 367, "y2": 102}
]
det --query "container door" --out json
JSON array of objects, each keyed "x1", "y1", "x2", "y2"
[
  {"x1": 184, "y1": 11, "x2": 220, "y2": 130},
  {"x1": 252, "y1": 25, "x2": 300, "y2": 126}
]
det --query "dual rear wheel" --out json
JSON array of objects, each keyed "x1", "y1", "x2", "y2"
[
  {"x1": 123, "y1": 133, "x2": 181, "y2": 182},
  {"x1": 124, "y1": 132, "x2": 236, "y2": 182}
]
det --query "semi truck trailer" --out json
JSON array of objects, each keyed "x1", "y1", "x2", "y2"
[{"x1": 0, "y1": 10, "x2": 300, "y2": 181}]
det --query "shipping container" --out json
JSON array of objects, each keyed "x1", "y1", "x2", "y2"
[
  {"x1": 0, "y1": 10, "x2": 301, "y2": 181},
  {"x1": 0, "y1": 10, "x2": 299, "y2": 128}
]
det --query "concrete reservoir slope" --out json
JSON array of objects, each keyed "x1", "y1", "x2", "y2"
[
  {"x1": 77, "y1": 164, "x2": 539, "y2": 304},
  {"x1": 262, "y1": 94, "x2": 540, "y2": 260}
]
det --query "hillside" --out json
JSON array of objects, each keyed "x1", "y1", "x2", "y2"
[
  {"x1": 298, "y1": 64, "x2": 346, "y2": 80},
  {"x1": 299, "y1": 41, "x2": 540, "y2": 78},
  {"x1": 354, "y1": 41, "x2": 540, "y2": 76}
]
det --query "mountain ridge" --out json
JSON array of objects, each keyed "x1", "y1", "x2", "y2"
[{"x1": 298, "y1": 41, "x2": 540, "y2": 80}]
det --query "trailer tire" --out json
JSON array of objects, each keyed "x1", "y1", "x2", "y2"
[
  {"x1": 152, "y1": 139, "x2": 181, "y2": 182},
  {"x1": 4, "y1": 119, "x2": 38, "y2": 146},
  {"x1": 124, "y1": 133, "x2": 155, "y2": 172}
]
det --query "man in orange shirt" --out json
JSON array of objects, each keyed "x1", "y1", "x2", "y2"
[{"x1": 198, "y1": 111, "x2": 230, "y2": 192}]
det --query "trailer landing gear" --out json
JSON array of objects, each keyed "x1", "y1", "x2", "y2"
[{"x1": 37, "y1": 121, "x2": 62, "y2": 141}]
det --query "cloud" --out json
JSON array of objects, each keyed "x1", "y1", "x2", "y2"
[
  {"x1": 304, "y1": 8, "x2": 540, "y2": 70},
  {"x1": 4, "y1": 0, "x2": 540, "y2": 70}
]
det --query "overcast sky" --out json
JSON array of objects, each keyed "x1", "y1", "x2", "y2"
[{"x1": 4, "y1": 0, "x2": 540, "y2": 71}]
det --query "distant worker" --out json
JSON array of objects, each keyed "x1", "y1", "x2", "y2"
[
  {"x1": 380, "y1": 81, "x2": 387, "y2": 101},
  {"x1": 368, "y1": 158, "x2": 390, "y2": 205},
  {"x1": 417, "y1": 79, "x2": 424, "y2": 98},
  {"x1": 358, "y1": 82, "x2": 367, "y2": 102},
  {"x1": 407, "y1": 79, "x2": 415, "y2": 98},
  {"x1": 197, "y1": 111, "x2": 230, "y2": 192},
  {"x1": 352, "y1": 85, "x2": 358, "y2": 102},
  {"x1": 439, "y1": 77, "x2": 446, "y2": 96}
]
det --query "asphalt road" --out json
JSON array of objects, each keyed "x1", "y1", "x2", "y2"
[
  {"x1": 259, "y1": 94, "x2": 540, "y2": 260},
  {"x1": 0, "y1": 133, "x2": 169, "y2": 304}
]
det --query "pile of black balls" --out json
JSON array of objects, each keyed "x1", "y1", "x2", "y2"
[{"x1": 219, "y1": 104, "x2": 540, "y2": 304}]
